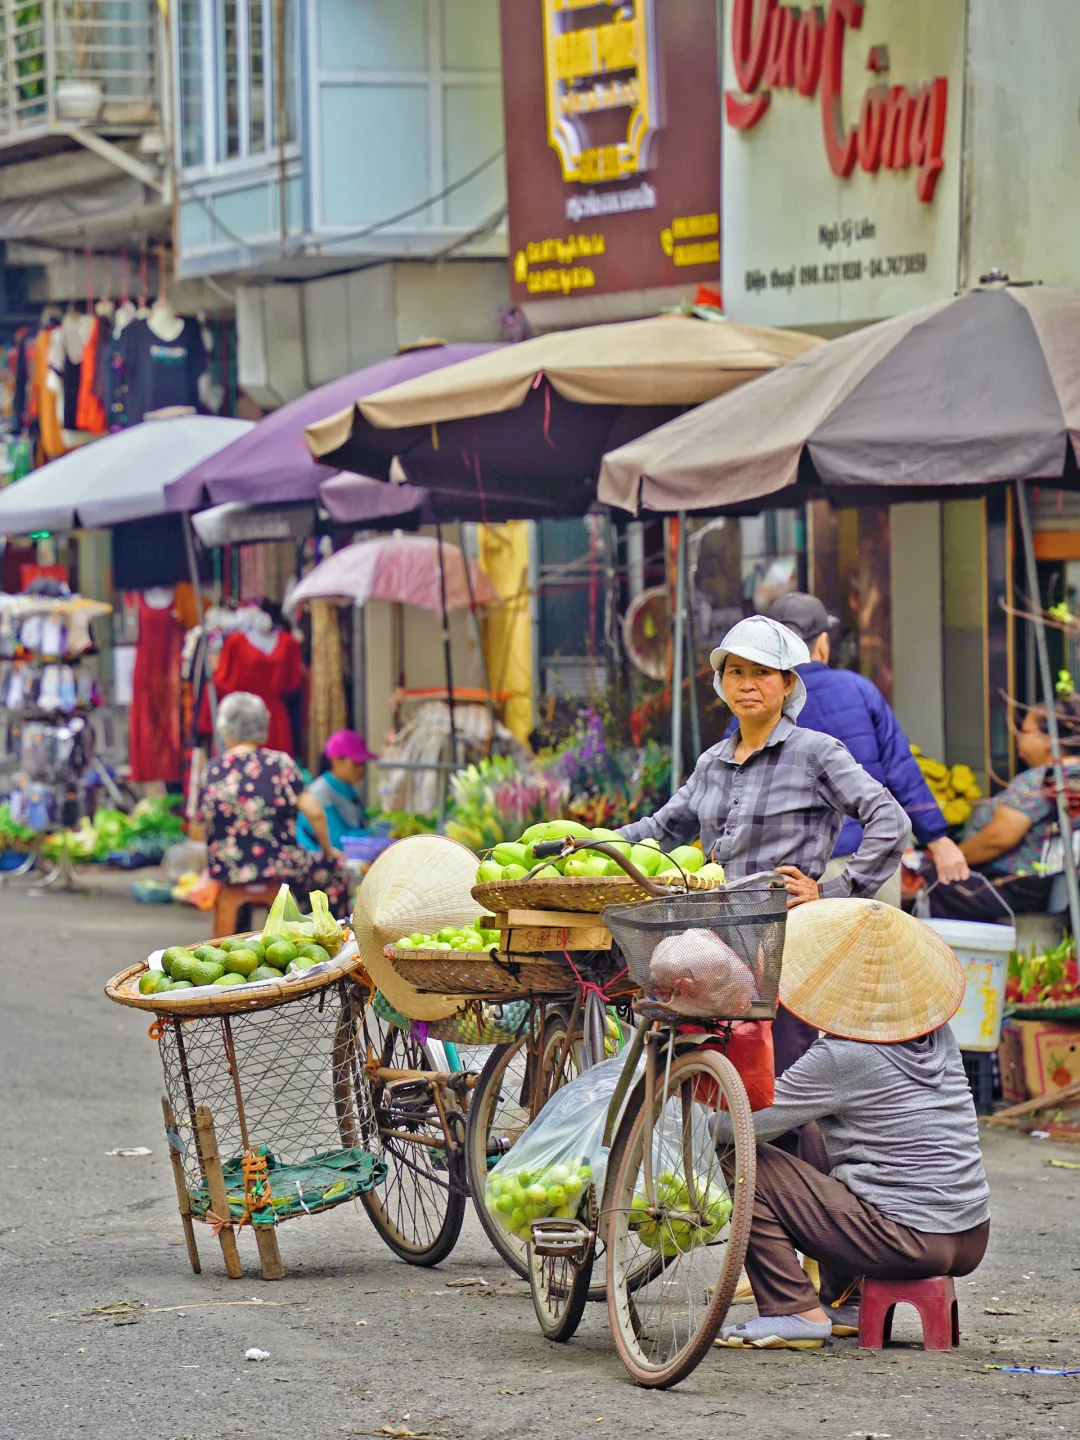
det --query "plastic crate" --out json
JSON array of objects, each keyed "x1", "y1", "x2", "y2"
[{"x1": 962, "y1": 1049, "x2": 999, "y2": 1115}]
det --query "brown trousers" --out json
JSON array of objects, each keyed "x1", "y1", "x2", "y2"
[{"x1": 745, "y1": 1125, "x2": 990, "y2": 1316}]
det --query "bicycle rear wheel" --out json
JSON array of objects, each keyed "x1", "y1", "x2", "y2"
[
  {"x1": 360, "y1": 1023, "x2": 467, "y2": 1267},
  {"x1": 605, "y1": 1048, "x2": 755, "y2": 1388},
  {"x1": 466, "y1": 1007, "x2": 580, "y2": 1279}
]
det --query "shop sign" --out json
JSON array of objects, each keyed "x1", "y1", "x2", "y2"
[
  {"x1": 720, "y1": 0, "x2": 966, "y2": 326},
  {"x1": 501, "y1": 0, "x2": 723, "y2": 305}
]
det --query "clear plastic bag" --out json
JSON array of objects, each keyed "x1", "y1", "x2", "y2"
[
  {"x1": 262, "y1": 884, "x2": 345, "y2": 955},
  {"x1": 484, "y1": 1049, "x2": 642, "y2": 1242}
]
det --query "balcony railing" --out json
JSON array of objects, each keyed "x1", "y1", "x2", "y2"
[{"x1": 0, "y1": 0, "x2": 158, "y2": 141}]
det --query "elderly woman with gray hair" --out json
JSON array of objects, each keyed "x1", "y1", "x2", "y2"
[{"x1": 201, "y1": 691, "x2": 349, "y2": 912}]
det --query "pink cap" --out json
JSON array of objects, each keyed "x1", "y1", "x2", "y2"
[{"x1": 324, "y1": 729, "x2": 377, "y2": 764}]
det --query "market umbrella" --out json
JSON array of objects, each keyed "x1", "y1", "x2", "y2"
[
  {"x1": 317, "y1": 473, "x2": 433, "y2": 528},
  {"x1": 289, "y1": 533, "x2": 498, "y2": 612},
  {"x1": 598, "y1": 286, "x2": 1080, "y2": 514},
  {"x1": 0, "y1": 415, "x2": 252, "y2": 534},
  {"x1": 164, "y1": 342, "x2": 499, "y2": 513},
  {"x1": 304, "y1": 312, "x2": 824, "y2": 520},
  {"x1": 597, "y1": 283, "x2": 1080, "y2": 938}
]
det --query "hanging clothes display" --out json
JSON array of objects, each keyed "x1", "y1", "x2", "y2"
[
  {"x1": 75, "y1": 306, "x2": 110, "y2": 434},
  {"x1": 199, "y1": 623, "x2": 303, "y2": 756},
  {"x1": 32, "y1": 324, "x2": 65, "y2": 460},
  {"x1": 117, "y1": 301, "x2": 207, "y2": 425},
  {"x1": 128, "y1": 589, "x2": 185, "y2": 783}
]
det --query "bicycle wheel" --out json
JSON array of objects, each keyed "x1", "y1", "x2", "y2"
[
  {"x1": 360, "y1": 1022, "x2": 467, "y2": 1267},
  {"x1": 528, "y1": 1188, "x2": 596, "y2": 1343},
  {"x1": 466, "y1": 1007, "x2": 580, "y2": 1279},
  {"x1": 605, "y1": 1048, "x2": 755, "y2": 1389}
]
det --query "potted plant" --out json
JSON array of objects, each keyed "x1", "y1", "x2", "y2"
[{"x1": 56, "y1": 0, "x2": 103, "y2": 120}]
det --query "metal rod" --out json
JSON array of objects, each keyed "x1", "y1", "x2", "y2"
[
  {"x1": 1016, "y1": 479, "x2": 1080, "y2": 942},
  {"x1": 670, "y1": 513, "x2": 687, "y2": 794},
  {"x1": 352, "y1": 598, "x2": 368, "y2": 809},
  {"x1": 460, "y1": 527, "x2": 496, "y2": 757},
  {"x1": 683, "y1": 518, "x2": 702, "y2": 760},
  {"x1": 182, "y1": 512, "x2": 217, "y2": 749},
  {"x1": 435, "y1": 522, "x2": 458, "y2": 768}
]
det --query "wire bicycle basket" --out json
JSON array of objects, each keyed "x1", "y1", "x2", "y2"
[{"x1": 603, "y1": 878, "x2": 788, "y2": 1021}]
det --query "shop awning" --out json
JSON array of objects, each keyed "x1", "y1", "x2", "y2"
[
  {"x1": 303, "y1": 311, "x2": 824, "y2": 521},
  {"x1": 0, "y1": 415, "x2": 253, "y2": 535},
  {"x1": 164, "y1": 342, "x2": 499, "y2": 513},
  {"x1": 598, "y1": 286, "x2": 1080, "y2": 514}
]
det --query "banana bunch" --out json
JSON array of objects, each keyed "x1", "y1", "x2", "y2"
[{"x1": 911, "y1": 746, "x2": 983, "y2": 827}]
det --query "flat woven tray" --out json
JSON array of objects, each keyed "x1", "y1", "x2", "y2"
[
  {"x1": 105, "y1": 938, "x2": 366, "y2": 1017},
  {"x1": 471, "y1": 870, "x2": 717, "y2": 915},
  {"x1": 1006, "y1": 1001, "x2": 1080, "y2": 1021},
  {"x1": 384, "y1": 944, "x2": 577, "y2": 998}
]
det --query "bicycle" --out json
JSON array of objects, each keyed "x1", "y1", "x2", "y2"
[{"x1": 523, "y1": 839, "x2": 787, "y2": 1388}]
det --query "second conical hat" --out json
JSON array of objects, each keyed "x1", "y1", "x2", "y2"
[
  {"x1": 780, "y1": 899, "x2": 965, "y2": 1043},
  {"x1": 352, "y1": 834, "x2": 480, "y2": 1022}
]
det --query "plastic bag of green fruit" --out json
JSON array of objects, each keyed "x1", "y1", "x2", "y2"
[
  {"x1": 627, "y1": 1108, "x2": 733, "y2": 1255},
  {"x1": 484, "y1": 1049, "x2": 643, "y2": 1242},
  {"x1": 261, "y1": 883, "x2": 345, "y2": 956}
]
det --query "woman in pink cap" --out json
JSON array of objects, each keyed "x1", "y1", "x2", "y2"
[{"x1": 298, "y1": 729, "x2": 377, "y2": 853}]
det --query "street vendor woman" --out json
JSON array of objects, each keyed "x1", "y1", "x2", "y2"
[
  {"x1": 618, "y1": 615, "x2": 909, "y2": 1074},
  {"x1": 716, "y1": 899, "x2": 990, "y2": 1350}
]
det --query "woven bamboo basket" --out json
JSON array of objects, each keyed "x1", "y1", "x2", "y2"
[
  {"x1": 472, "y1": 869, "x2": 718, "y2": 915},
  {"x1": 383, "y1": 944, "x2": 577, "y2": 998},
  {"x1": 105, "y1": 937, "x2": 366, "y2": 1018}
]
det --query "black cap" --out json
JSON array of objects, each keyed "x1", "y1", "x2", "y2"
[{"x1": 769, "y1": 592, "x2": 839, "y2": 643}]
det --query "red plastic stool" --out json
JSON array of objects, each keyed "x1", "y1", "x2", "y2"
[{"x1": 858, "y1": 1277, "x2": 959, "y2": 1351}]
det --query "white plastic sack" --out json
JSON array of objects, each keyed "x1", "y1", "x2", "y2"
[{"x1": 484, "y1": 1049, "x2": 641, "y2": 1241}]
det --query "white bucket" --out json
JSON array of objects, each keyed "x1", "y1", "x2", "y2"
[{"x1": 926, "y1": 918, "x2": 1015, "y2": 1052}]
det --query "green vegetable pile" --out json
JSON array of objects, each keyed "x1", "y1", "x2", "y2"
[
  {"x1": 485, "y1": 1159, "x2": 593, "y2": 1240},
  {"x1": 629, "y1": 1170, "x2": 732, "y2": 1257},
  {"x1": 0, "y1": 802, "x2": 35, "y2": 851},
  {"x1": 140, "y1": 934, "x2": 334, "y2": 996},
  {"x1": 474, "y1": 820, "x2": 724, "y2": 886},
  {"x1": 392, "y1": 920, "x2": 500, "y2": 952}
]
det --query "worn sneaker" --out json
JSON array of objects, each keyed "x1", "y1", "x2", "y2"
[{"x1": 716, "y1": 1314, "x2": 832, "y2": 1350}]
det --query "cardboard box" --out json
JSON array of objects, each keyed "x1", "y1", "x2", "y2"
[
  {"x1": 1014, "y1": 1018, "x2": 1080, "y2": 1098},
  {"x1": 998, "y1": 1020, "x2": 1027, "y2": 1104}
]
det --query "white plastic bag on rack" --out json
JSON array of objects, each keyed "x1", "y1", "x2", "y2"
[
  {"x1": 630, "y1": 1098, "x2": 732, "y2": 1257},
  {"x1": 484, "y1": 1048, "x2": 643, "y2": 1242}
]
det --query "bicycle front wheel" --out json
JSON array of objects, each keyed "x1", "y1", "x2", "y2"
[{"x1": 605, "y1": 1048, "x2": 755, "y2": 1389}]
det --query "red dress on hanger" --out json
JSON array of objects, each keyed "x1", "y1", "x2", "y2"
[
  {"x1": 201, "y1": 630, "x2": 303, "y2": 756},
  {"x1": 129, "y1": 594, "x2": 184, "y2": 783}
]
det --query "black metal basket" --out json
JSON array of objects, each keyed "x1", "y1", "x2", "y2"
[{"x1": 603, "y1": 881, "x2": 788, "y2": 1022}]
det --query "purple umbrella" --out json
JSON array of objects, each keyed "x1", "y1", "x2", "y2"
[{"x1": 163, "y1": 342, "x2": 500, "y2": 513}]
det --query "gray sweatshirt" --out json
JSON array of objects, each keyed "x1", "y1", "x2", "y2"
[{"x1": 722, "y1": 1027, "x2": 990, "y2": 1234}]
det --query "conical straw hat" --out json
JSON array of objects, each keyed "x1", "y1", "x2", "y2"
[
  {"x1": 780, "y1": 899, "x2": 966, "y2": 1043},
  {"x1": 352, "y1": 834, "x2": 482, "y2": 1022}
]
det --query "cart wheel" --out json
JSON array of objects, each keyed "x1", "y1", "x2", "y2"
[
  {"x1": 465, "y1": 1008, "x2": 582, "y2": 1280},
  {"x1": 605, "y1": 1048, "x2": 755, "y2": 1389},
  {"x1": 527, "y1": 1181, "x2": 597, "y2": 1343},
  {"x1": 360, "y1": 1024, "x2": 467, "y2": 1267}
]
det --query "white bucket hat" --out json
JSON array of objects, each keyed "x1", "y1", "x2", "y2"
[{"x1": 710, "y1": 615, "x2": 811, "y2": 720}]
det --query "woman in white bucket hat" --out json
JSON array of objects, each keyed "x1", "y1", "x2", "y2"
[{"x1": 619, "y1": 614, "x2": 908, "y2": 909}]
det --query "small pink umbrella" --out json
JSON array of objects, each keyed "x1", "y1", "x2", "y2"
[{"x1": 290, "y1": 533, "x2": 499, "y2": 612}]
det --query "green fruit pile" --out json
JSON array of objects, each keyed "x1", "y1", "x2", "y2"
[
  {"x1": 629, "y1": 1170, "x2": 732, "y2": 1257},
  {"x1": 393, "y1": 919, "x2": 500, "y2": 952},
  {"x1": 485, "y1": 1159, "x2": 593, "y2": 1240},
  {"x1": 474, "y1": 822, "x2": 725, "y2": 886},
  {"x1": 139, "y1": 934, "x2": 334, "y2": 996}
]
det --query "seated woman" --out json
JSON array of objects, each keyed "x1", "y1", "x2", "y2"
[
  {"x1": 927, "y1": 697, "x2": 1080, "y2": 921},
  {"x1": 717, "y1": 901, "x2": 989, "y2": 1351},
  {"x1": 202, "y1": 691, "x2": 349, "y2": 914},
  {"x1": 297, "y1": 729, "x2": 375, "y2": 854}
]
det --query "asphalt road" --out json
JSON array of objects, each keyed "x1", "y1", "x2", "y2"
[{"x1": 2, "y1": 884, "x2": 1079, "y2": 1440}]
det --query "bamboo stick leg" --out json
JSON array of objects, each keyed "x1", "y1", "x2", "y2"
[
  {"x1": 195, "y1": 1106, "x2": 243, "y2": 1279},
  {"x1": 253, "y1": 1224, "x2": 285, "y2": 1280},
  {"x1": 162, "y1": 1097, "x2": 201, "y2": 1275}
]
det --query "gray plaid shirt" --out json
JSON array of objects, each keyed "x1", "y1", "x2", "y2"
[{"x1": 621, "y1": 717, "x2": 907, "y2": 899}]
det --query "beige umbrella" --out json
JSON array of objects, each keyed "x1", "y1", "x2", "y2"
[{"x1": 307, "y1": 312, "x2": 824, "y2": 451}]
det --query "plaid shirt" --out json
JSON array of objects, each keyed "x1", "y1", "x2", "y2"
[{"x1": 621, "y1": 717, "x2": 908, "y2": 899}]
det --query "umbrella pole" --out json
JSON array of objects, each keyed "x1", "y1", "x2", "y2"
[
  {"x1": 683, "y1": 520, "x2": 702, "y2": 762},
  {"x1": 461, "y1": 530, "x2": 496, "y2": 757},
  {"x1": 1016, "y1": 479, "x2": 1080, "y2": 942},
  {"x1": 436, "y1": 522, "x2": 458, "y2": 769},
  {"x1": 352, "y1": 598, "x2": 368, "y2": 809},
  {"x1": 182, "y1": 512, "x2": 218, "y2": 752},
  {"x1": 670, "y1": 513, "x2": 687, "y2": 795}
]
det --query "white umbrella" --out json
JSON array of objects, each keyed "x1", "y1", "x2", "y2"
[{"x1": 0, "y1": 415, "x2": 253, "y2": 534}]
